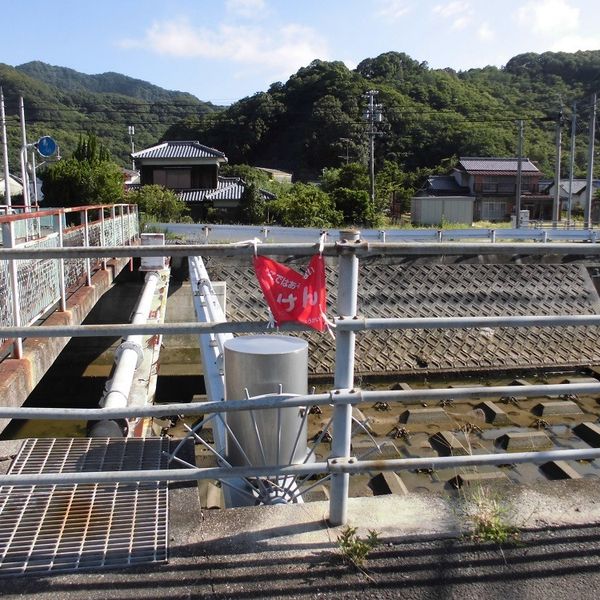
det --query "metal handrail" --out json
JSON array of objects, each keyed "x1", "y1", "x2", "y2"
[
  {"x1": 0, "y1": 383, "x2": 599, "y2": 420},
  {"x1": 4, "y1": 240, "x2": 600, "y2": 259},
  {"x1": 2, "y1": 229, "x2": 600, "y2": 525},
  {"x1": 3, "y1": 447, "x2": 600, "y2": 487},
  {"x1": 2, "y1": 313, "x2": 600, "y2": 339}
]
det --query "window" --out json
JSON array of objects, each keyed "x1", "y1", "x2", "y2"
[
  {"x1": 481, "y1": 200, "x2": 507, "y2": 220},
  {"x1": 153, "y1": 168, "x2": 192, "y2": 189}
]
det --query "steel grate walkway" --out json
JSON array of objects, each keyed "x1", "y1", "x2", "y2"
[{"x1": 0, "y1": 437, "x2": 169, "y2": 576}]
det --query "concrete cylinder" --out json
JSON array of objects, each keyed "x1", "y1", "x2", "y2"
[{"x1": 224, "y1": 335, "x2": 308, "y2": 467}]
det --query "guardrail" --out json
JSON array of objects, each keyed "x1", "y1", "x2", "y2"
[
  {"x1": 1, "y1": 233, "x2": 600, "y2": 525},
  {"x1": 0, "y1": 204, "x2": 139, "y2": 358},
  {"x1": 153, "y1": 222, "x2": 600, "y2": 244}
]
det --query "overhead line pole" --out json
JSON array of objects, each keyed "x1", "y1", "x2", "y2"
[
  {"x1": 553, "y1": 107, "x2": 563, "y2": 225},
  {"x1": 18, "y1": 97, "x2": 30, "y2": 211},
  {"x1": 364, "y1": 90, "x2": 381, "y2": 218},
  {"x1": 585, "y1": 92, "x2": 597, "y2": 229},
  {"x1": 567, "y1": 102, "x2": 576, "y2": 226},
  {"x1": 0, "y1": 87, "x2": 11, "y2": 208},
  {"x1": 515, "y1": 120, "x2": 523, "y2": 228}
]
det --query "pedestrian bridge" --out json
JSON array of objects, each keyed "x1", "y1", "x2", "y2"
[{"x1": 0, "y1": 204, "x2": 139, "y2": 431}]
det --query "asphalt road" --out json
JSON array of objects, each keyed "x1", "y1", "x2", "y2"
[{"x1": 1, "y1": 523, "x2": 599, "y2": 599}]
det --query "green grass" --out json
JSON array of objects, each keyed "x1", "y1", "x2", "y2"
[
  {"x1": 336, "y1": 526, "x2": 380, "y2": 568},
  {"x1": 461, "y1": 485, "x2": 519, "y2": 544}
]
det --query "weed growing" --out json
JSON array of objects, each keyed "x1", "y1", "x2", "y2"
[
  {"x1": 336, "y1": 526, "x2": 380, "y2": 569},
  {"x1": 461, "y1": 485, "x2": 519, "y2": 544}
]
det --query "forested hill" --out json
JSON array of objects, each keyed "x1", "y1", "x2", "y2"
[
  {"x1": 15, "y1": 61, "x2": 203, "y2": 105},
  {"x1": 164, "y1": 50, "x2": 600, "y2": 180},
  {"x1": 2, "y1": 51, "x2": 600, "y2": 179},
  {"x1": 0, "y1": 61, "x2": 218, "y2": 168}
]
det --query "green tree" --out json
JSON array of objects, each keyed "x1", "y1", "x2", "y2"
[
  {"x1": 41, "y1": 158, "x2": 124, "y2": 207},
  {"x1": 375, "y1": 161, "x2": 433, "y2": 216},
  {"x1": 239, "y1": 183, "x2": 267, "y2": 224},
  {"x1": 270, "y1": 183, "x2": 342, "y2": 228},
  {"x1": 126, "y1": 185, "x2": 189, "y2": 223},
  {"x1": 331, "y1": 187, "x2": 378, "y2": 226},
  {"x1": 321, "y1": 163, "x2": 381, "y2": 225}
]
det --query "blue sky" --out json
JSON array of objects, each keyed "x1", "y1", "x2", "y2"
[{"x1": 2, "y1": 0, "x2": 600, "y2": 104}]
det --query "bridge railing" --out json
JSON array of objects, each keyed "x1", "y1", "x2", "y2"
[
  {"x1": 2, "y1": 234, "x2": 600, "y2": 525},
  {"x1": 0, "y1": 204, "x2": 139, "y2": 358}
]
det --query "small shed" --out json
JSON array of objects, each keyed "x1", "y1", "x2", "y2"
[{"x1": 411, "y1": 195, "x2": 474, "y2": 226}]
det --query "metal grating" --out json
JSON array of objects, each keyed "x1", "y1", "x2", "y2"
[{"x1": 0, "y1": 437, "x2": 169, "y2": 577}]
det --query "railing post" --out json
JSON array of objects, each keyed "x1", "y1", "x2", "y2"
[
  {"x1": 120, "y1": 204, "x2": 126, "y2": 247},
  {"x1": 127, "y1": 204, "x2": 133, "y2": 246},
  {"x1": 55, "y1": 211, "x2": 67, "y2": 312},
  {"x1": 329, "y1": 229, "x2": 360, "y2": 526},
  {"x1": 83, "y1": 208, "x2": 91, "y2": 286},
  {"x1": 2, "y1": 221, "x2": 23, "y2": 358},
  {"x1": 100, "y1": 208, "x2": 107, "y2": 270},
  {"x1": 111, "y1": 205, "x2": 117, "y2": 246}
]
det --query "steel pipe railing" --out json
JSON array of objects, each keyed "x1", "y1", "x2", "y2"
[
  {"x1": 2, "y1": 447, "x2": 600, "y2": 488},
  {"x1": 3, "y1": 230, "x2": 600, "y2": 524},
  {"x1": 330, "y1": 230, "x2": 360, "y2": 525},
  {"x1": 1, "y1": 382, "x2": 599, "y2": 420},
  {"x1": 4, "y1": 240, "x2": 600, "y2": 260},
  {"x1": 3, "y1": 313, "x2": 600, "y2": 339}
]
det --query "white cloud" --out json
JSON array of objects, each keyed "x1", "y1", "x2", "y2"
[
  {"x1": 376, "y1": 0, "x2": 412, "y2": 21},
  {"x1": 119, "y1": 19, "x2": 329, "y2": 79},
  {"x1": 477, "y1": 22, "x2": 495, "y2": 42},
  {"x1": 343, "y1": 58, "x2": 358, "y2": 71},
  {"x1": 551, "y1": 34, "x2": 600, "y2": 52},
  {"x1": 516, "y1": 0, "x2": 579, "y2": 36},
  {"x1": 433, "y1": 1, "x2": 470, "y2": 18},
  {"x1": 226, "y1": 0, "x2": 267, "y2": 19},
  {"x1": 432, "y1": 1, "x2": 472, "y2": 30}
]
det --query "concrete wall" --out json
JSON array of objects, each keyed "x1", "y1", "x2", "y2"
[
  {"x1": 411, "y1": 196, "x2": 474, "y2": 225},
  {"x1": 164, "y1": 281, "x2": 226, "y2": 349}
]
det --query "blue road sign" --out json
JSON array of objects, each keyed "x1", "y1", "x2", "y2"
[{"x1": 36, "y1": 136, "x2": 57, "y2": 157}]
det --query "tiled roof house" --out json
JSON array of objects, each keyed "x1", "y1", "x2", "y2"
[
  {"x1": 131, "y1": 141, "x2": 274, "y2": 219},
  {"x1": 420, "y1": 157, "x2": 549, "y2": 221}
]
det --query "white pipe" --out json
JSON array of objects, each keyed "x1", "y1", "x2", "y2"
[{"x1": 101, "y1": 271, "x2": 160, "y2": 409}]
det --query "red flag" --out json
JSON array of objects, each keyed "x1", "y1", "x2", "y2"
[{"x1": 253, "y1": 254, "x2": 327, "y2": 332}]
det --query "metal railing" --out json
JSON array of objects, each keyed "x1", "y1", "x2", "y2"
[
  {"x1": 152, "y1": 222, "x2": 600, "y2": 244},
  {"x1": 0, "y1": 204, "x2": 139, "y2": 358},
  {"x1": 2, "y1": 231, "x2": 600, "y2": 525}
]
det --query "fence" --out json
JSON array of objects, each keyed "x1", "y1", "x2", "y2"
[
  {"x1": 2, "y1": 231, "x2": 600, "y2": 525},
  {"x1": 152, "y1": 221, "x2": 600, "y2": 244},
  {"x1": 0, "y1": 204, "x2": 139, "y2": 358}
]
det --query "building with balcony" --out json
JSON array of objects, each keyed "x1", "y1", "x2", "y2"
[{"x1": 417, "y1": 156, "x2": 550, "y2": 222}]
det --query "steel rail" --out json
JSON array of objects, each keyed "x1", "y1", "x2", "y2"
[
  {"x1": 1, "y1": 382, "x2": 599, "y2": 420},
  {"x1": 3, "y1": 241, "x2": 600, "y2": 260},
  {"x1": 3, "y1": 313, "x2": 600, "y2": 339},
  {"x1": 2, "y1": 447, "x2": 600, "y2": 487}
]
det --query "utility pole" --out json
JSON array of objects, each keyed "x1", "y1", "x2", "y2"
[
  {"x1": 553, "y1": 107, "x2": 563, "y2": 225},
  {"x1": 515, "y1": 120, "x2": 523, "y2": 228},
  {"x1": 567, "y1": 102, "x2": 576, "y2": 226},
  {"x1": 363, "y1": 90, "x2": 382, "y2": 215},
  {"x1": 585, "y1": 92, "x2": 596, "y2": 229},
  {"x1": 19, "y1": 97, "x2": 30, "y2": 211},
  {"x1": 128, "y1": 125, "x2": 136, "y2": 170},
  {"x1": 0, "y1": 87, "x2": 11, "y2": 207},
  {"x1": 338, "y1": 137, "x2": 351, "y2": 165}
]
